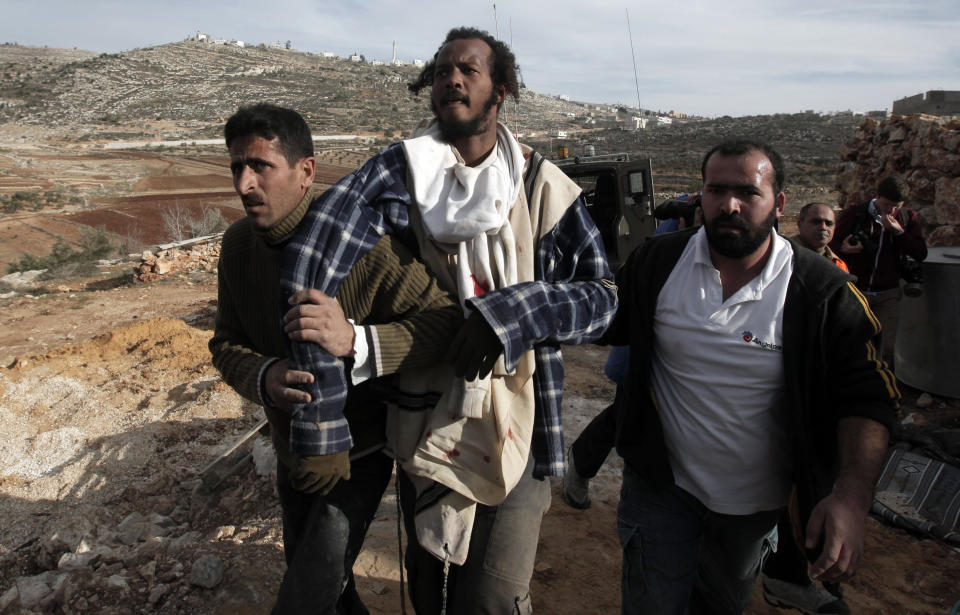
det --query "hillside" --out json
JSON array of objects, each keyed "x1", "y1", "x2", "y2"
[
  {"x1": 0, "y1": 40, "x2": 867, "y2": 175},
  {"x1": 0, "y1": 41, "x2": 588, "y2": 143},
  {"x1": 0, "y1": 42, "x2": 874, "y2": 271}
]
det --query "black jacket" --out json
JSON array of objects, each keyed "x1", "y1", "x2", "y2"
[{"x1": 601, "y1": 228, "x2": 898, "y2": 527}]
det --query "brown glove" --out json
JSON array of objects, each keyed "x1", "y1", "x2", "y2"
[{"x1": 289, "y1": 451, "x2": 351, "y2": 495}]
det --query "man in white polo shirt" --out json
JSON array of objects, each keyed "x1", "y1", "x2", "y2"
[{"x1": 600, "y1": 139, "x2": 898, "y2": 615}]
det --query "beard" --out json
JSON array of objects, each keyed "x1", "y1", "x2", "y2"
[
  {"x1": 432, "y1": 87, "x2": 500, "y2": 143},
  {"x1": 705, "y1": 207, "x2": 778, "y2": 259}
]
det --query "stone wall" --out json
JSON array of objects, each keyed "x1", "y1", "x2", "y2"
[
  {"x1": 892, "y1": 90, "x2": 960, "y2": 117},
  {"x1": 835, "y1": 113, "x2": 960, "y2": 246},
  {"x1": 135, "y1": 240, "x2": 220, "y2": 282}
]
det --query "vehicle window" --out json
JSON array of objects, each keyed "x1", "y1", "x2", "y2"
[
  {"x1": 625, "y1": 172, "x2": 646, "y2": 207},
  {"x1": 567, "y1": 174, "x2": 599, "y2": 206}
]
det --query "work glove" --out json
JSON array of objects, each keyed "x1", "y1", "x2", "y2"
[
  {"x1": 289, "y1": 451, "x2": 351, "y2": 495},
  {"x1": 444, "y1": 310, "x2": 504, "y2": 380}
]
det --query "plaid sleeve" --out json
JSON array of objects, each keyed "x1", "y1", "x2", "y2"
[
  {"x1": 467, "y1": 197, "x2": 618, "y2": 370},
  {"x1": 279, "y1": 145, "x2": 411, "y2": 456}
]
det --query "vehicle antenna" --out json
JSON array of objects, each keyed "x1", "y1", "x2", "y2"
[{"x1": 626, "y1": 8, "x2": 642, "y2": 112}]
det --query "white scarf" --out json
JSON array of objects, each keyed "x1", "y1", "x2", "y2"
[{"x1": 402, "y1": 121, "x2": 524, "y2": 310}]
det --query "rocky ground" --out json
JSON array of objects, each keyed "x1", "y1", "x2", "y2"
[{"x1": 0, "y1": 259, "x2": 958, "y2": 614}]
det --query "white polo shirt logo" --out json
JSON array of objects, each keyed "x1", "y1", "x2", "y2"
[{"x1": 741, "y1": 330, "x2": 783, "y2": 352}]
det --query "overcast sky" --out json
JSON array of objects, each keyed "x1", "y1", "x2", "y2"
[{"x1": 3, "y1": 0, "x2": 957, "y2": 117}]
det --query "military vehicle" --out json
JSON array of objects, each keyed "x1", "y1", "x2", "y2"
[{"x1": 554, "y1": 153, "x2": 658, "y2": 268}]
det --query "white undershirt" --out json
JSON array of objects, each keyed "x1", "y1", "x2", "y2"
[{"x1": 651, "y1": 228, "x2": 795, "y2": 514}]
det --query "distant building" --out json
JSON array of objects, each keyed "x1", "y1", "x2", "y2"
[
  {"x1": 633, "y1": 117, "x2": 648, "y2": 130},
  {"x1": 892, "y1": 90, "x2": 960, "y2": 117},
  {"x1": 194, "y1": 33, "x2": 209, "y2": 43},
  {"x1": 413, "y1": 59, "x2": 425, "y2": 68},
  {"x1": 321, "y1": 52, "x2": 336, "y2": 58},
  {"x1": 349, "y1": 53, "x2": 363, "y2": 62},
  {"x1": 558, "y1": 94, "x2": 570, "y2": 102},
  {"x1": 548, "y1": 128, "x2": 568, "y2": 138},
  {"x1": 656, "y1": 116, "x2": 673, "y2": 126},
  {"x1": 231, "y1": 40, "x2": 245, "y2": 48}
]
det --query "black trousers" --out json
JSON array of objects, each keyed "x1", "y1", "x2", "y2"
[
  {"x1": 569, "y1": 392, "x2": 814, "y2": 588},
  {"x1": 272, "y1": 450, "x2": 394, "y2": 615}
]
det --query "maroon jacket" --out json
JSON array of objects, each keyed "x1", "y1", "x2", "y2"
[{"x1": 830, "y1": 200, "x2": 927, "y2": 292}]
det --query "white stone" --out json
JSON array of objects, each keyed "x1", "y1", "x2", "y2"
[
  {"x1": 117, "y1": 511, "x2": 148, "y2": 544},
  {"x1": 0, "y1": 585, "x2": 19, "y2": 611},
  {"x1": 0, "y1": 270, "x2": 45, "y2": 288},
  {"x1": 57, "y1": 551, "x2": 98, "y2": 570},
  {"x1": 37, "y1": 519, "x2": 94, "y2": 569},
  {"x1": 189, "y1": 554, "x2": 224, "y2": 588},
  {"x1": 169, "y1": 531, "x2": 200, "y2": 551},
  {"x1": 212, "y1": 525, "x2": 235, "y2": 541},
  {"x1": 138, "y1": 560, "x2": 157, "y2": 582},
  {"x1": 153, "y1": 259, "x2": 174, "y2": 275},
  {"x1": 104, "y1": 574, "x2": 129, "y2": 591},
  {"x1": 251, "y1": 436, "x2": 276, "y2": 477},
  {"x1": 149, "y1": 513, "x2": 176, "y2": 529},
  {"x1": 15, "y1": 572, "x2": 55, "y2": 608},
  {"x1": 147, "y1": 583, "x2": 167, "y2": 605}
]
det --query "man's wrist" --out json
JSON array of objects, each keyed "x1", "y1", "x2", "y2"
[
  {"x1": 258, "y1": 357, "x2": 281, "y2": 408},
  {"x1": 832, "y1": 474, "x2": 875, "y2": 513}
]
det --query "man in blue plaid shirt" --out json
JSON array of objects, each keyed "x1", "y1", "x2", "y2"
[{"x1": 283, "y1": 27, "x2": 616, "y2": 612}]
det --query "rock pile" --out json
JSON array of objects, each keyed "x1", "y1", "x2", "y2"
[
  {"x1": 135, "y1": 240, "x2": 221, "y2": 282},
  {"x1": 836, "y1": 113, "x2": 960, "y2": 246},
  {"x1": 0, "y1": 509, "x2": 223, "y2": 613}
]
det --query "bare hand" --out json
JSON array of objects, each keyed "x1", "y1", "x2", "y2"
[
  {"x1": 264, "y1": 359, "x2": 314, "y2": 409},
  {"x1": 880, "y1": 213, "x2": 904, "y2": 234},
  {"x1": 805, "y1": 492, "x2": 867, "y2": 582},
  {"x1": 283, "y1": 289, "x2": 355, "y2": 357},
  {"x1": 444, "y1": 310, "x2": 504, "y2": 380},
  {"x1": 839, "y1": 235, "x2": 863, "y2": 255}
]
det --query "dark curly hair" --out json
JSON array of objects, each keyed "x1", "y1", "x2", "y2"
[
  {"x1": 877, "y1": 175, "x2": 908, "y2": 202},
  {"x1": 408, "y1": 27, "x2": 520, "y2": 108},
  {"x1": 224, "y1": 103, "x2": 314, "y2": 166}
]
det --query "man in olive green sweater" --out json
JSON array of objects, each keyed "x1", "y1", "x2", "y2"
[{"x1": 209, "y1": 103, "x2": 460, "y2": 614}]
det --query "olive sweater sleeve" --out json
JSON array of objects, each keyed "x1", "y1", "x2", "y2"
[
  {"x1": 336, "y1": 235, "x2": 461, "y2": 376},
  {"x1": 208, "y1": 220, "x2": 285, "y2": 406}
]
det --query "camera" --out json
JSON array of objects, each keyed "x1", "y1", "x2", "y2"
[
  {"x1": 654, "y1": 196, "x2": 701, "y2": 229},
  {"x1": 848, "y1": 229, "x2": 877, "y2": 252},
  {"x1": 900, "y1": 256, "x2": 923, "y2": 298}
]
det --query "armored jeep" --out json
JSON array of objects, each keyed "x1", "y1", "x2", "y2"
[{"x1": 554, "y1": 153, "x2": 658, "y2": 268}]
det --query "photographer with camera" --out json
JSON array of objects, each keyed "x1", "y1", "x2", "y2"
[
  {"x1": 653, "y1": 193, "x2": 702, "y2": 235},
  {"x1": 831, "y1": 176, "x2": 927, "y2": 367}
]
